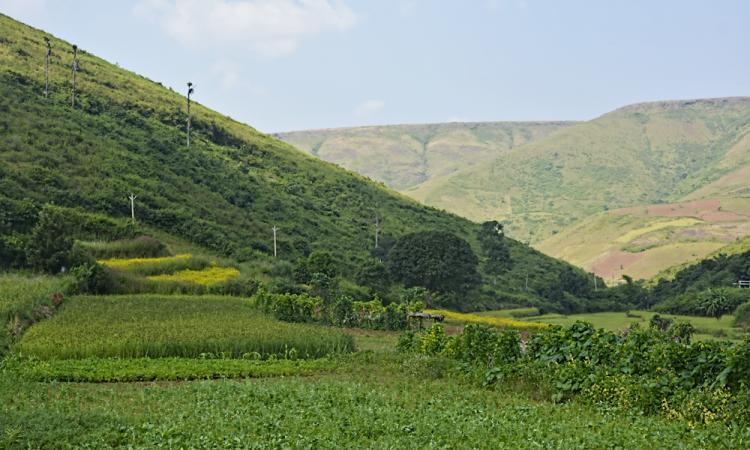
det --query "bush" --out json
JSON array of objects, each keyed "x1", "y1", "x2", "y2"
[
  {"x1": 69, "y1": 263, "x2": 114, "y2": 295},
  {"x1": 734, "y1": 302, "x2": 750, "y2": 329}
]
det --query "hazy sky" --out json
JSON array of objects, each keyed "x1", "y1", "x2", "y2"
[{"x1": 2, "y1": 0, "x2": 749, "y2": 132}]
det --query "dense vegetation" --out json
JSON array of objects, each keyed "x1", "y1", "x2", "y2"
[
  {"x1": 652, "y1": 250, "x2": 750, "y2": 316},
  {"x1": 406, "y1": 320, "x2": 750, "y2": 427}
]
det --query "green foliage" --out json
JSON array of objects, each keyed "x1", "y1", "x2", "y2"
[
  {"x1": 653, "y1": 251, "x2": 750, "y2": 305},
  {"x1": 8, "y1": 356, "x2": 335, "y2": 382},
  {"x1": 387, "y1": 230, "x2": 480, "y2": 295},
  {"x1": 256, "y1": 291, "x2": 411, "y2": 331},
  {"x1": 16, "y1": 295, "x2": 355, "y2": 359},
  {"x1": 77, "y1": 236, "x2": 168, "y2": 259},
  {"x1": 410, "y1": 319, "x2": 750, "y2": 425},
  {"x1": 69, "y1": 263, "x2": 113, "y2": 295},
  {"x1": 734, "y1": 302, "x2": 750, "y2": 329},
  {"x1": 354, "y1": 258, "x2": 391, "y2": 298},
  {"x1": 3, "y1": 360, "x2": 743, "y2": 449},
  {"x1": 477, "y1": 221, "x2": 512, "y2": 274}
]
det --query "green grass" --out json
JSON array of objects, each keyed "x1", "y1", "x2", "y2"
[
  {"x1": 521, "y1": 310, "x2": 748, "y2": 341},
  {"x1": 0, "y1": 273, "x2": 67, "y2": 354},
  {"x1": 1, "y1": 354, "x2": 746, "y2": 449},
  {"x1": 6, "y1": 356, "x2": 337, "y2": 382},
  {"x1": 16, "y1": 295, "x2": 355, "y2": 359}
]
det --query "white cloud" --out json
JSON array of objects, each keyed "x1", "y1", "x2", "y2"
[
  {"x1": 0, "y1": 0, "x2": 47, "y2": 22},
  {"x1": 354, "y1": 99, "x2": 384, "y2": 116},
  {"x1": 134, "y1": 0, "x2": 357, "y2": 57}
]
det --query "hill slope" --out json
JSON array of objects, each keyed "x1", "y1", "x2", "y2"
[
  {"x1": 537, "y1": 198, "x2": 750, "y2": 281},
  {"x1": 408, "y1": 97, "x2": 750, "y2": 243},
  {"x1": 275, "y1": 121, "x2": 573, "y2": 191},
  {"x1": 0, "y1": 14, "x2": 597, "y2": 309}
]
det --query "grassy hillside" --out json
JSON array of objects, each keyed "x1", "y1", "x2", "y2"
[
  {"x1": 408, "y1": 97, "x2": 750, "y2": 243},
  {"x1": 537, "y1": 198, "x2": 750, "y2": 281},
  {"x1": 276, "y1": 121, "x2": 573, "y2": 191},
  {"x1": 0, "y1": 14, "x2": 597, "y2": 309}
]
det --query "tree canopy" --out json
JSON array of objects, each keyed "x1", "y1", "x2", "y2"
[{"x1": 387, "y1": 231, "x2": 480, "y2": 295}]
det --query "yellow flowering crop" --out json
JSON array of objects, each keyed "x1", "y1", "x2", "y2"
[
  {"x1": 99, "y1": 254, "x2": 192, "y2": 269},
  {"x1": 426, "y1": 309, "x2": 549, "y2": 330},
  {"x1": 148, "y1": 266, "x2": 240, "y2": 286}
]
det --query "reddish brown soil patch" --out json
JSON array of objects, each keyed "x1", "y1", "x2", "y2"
[
  {"x1": 700, "y1": 211, "x2": 744, "y2": 222},
  {"x1": 590, "y1": 251, "x2": 645, "y2": 279}
]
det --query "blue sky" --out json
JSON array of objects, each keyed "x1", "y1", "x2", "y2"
[{"x1": 2, "y1": 0, "x2": 749, "y2": 132}]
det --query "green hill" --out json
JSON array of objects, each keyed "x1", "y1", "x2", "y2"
[
  {"x1": 275, "y1": 121, "x2": 573, "y2": 191},
  {"x1": 0, "y1": 14, "x2": 597, "y2": 311},
  {"x1": 278, "y1": 99, "x2": 750, "y2": 281},
  {"x1": 408, "y1": 97, "x2": 750, "y2": 243}
]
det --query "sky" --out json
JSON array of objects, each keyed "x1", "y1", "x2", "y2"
[{"x1": 1, "y1": 0, "x2": 749, "y2": 132}]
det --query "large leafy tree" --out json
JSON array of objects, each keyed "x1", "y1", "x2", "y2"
[
  {"x1": 387, "y1": 231, "x2": 480, "y2": 295},
  {"x1": 477, "y1": 220, "x2": 511, "y2": 274}
]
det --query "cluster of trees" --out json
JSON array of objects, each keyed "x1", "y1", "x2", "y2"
[{"x1": 256, "y1": 291, "x2": 418, "y2": 331}]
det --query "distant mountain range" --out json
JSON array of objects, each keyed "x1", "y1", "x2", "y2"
[{"x1": 278, "y1": 97, "x2": 750, "y2": 281}]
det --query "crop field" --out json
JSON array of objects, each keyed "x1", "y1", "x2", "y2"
[
  {"x1": 16, "y1": 295, "x2": 355, "y2": 359},
  {"x1": 427, "y1": 308, "x2": 549, "y2": 330},
  {"x1": 147, "y1": 266, "x2": 240, "y2": 286},
  {"x1": 98, "y1": 254, "x2": 208, "y2": 276},
  {"x1": 0, "y1": 274, "x2": 68, "y2": 354},
  {"x1": 1, "y1": 354, "x2": 744, "y2": 449}
]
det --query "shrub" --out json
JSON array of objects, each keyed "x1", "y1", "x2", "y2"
[
  {"x1": 734, "y1": 302, "x2": 750, "y2": 329},
  {"x1": 69, "y1": 263, "x2": 114, "y2": 295}
]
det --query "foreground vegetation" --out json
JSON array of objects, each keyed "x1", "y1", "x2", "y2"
[{"x1": 1, "y1": 353, "x2": 747, "y2": 449}]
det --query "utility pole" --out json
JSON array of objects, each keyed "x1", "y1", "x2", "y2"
[
  {"x1": 128, "y1": 193, "x2": 137, "y2": 223},
  {"x1": 70, "y1": 44, "x2": 78, "y2": 107},
  {"x1": 186, "y1": 82, "x2": 194, "y2": 147},
  {"x1": 525, "y1": 272, "x2": 529, "y2": 291},
  {"x1": 44, "y1": 37, "x2": 51, "y2": 98},
  {"x1": 272, "y1": 226, "x2": 278, "y2": 258},
  {"x1": 374, "y1": 216, "x2": 381, "y2": 249},
  {"x1": 593, "y1": 274, "x2": 598, "y2": 291}
]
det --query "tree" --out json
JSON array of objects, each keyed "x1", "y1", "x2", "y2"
[
  {"x1": 26, "y1": 205, "x2": 76, "y2": 273},
  {"x1": 387, "y1": 231, "x2": 480, "y2": 295},
  {"x1": 700, "y1": 288, "x2": 731, "y2": 319},
  {"x1": 355, "y1": 258, "x2": 390, "y2": 298},
  {"x1": 477, "y1": 220, "x2": 511, "y2": 274}
]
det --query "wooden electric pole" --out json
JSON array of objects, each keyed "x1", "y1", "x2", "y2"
[
  {"x1": 128, "y1": 193, "x2": 137, "y2": 223},
  {"x1": 70, "y1": 44, "x2": 78, "y2": 107},
  {"x1": 186, "y1": 82, "x2": 194, "y2": 147},
  {"x1": 272, "y1": 226, "x2": 278, "y2": 258},
  {"x1": 374, "y1": 216, "x2": 381, "y2": 249},
  {"x1": 44, "y1": 37, "x2": 51, "y2": 98}
]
